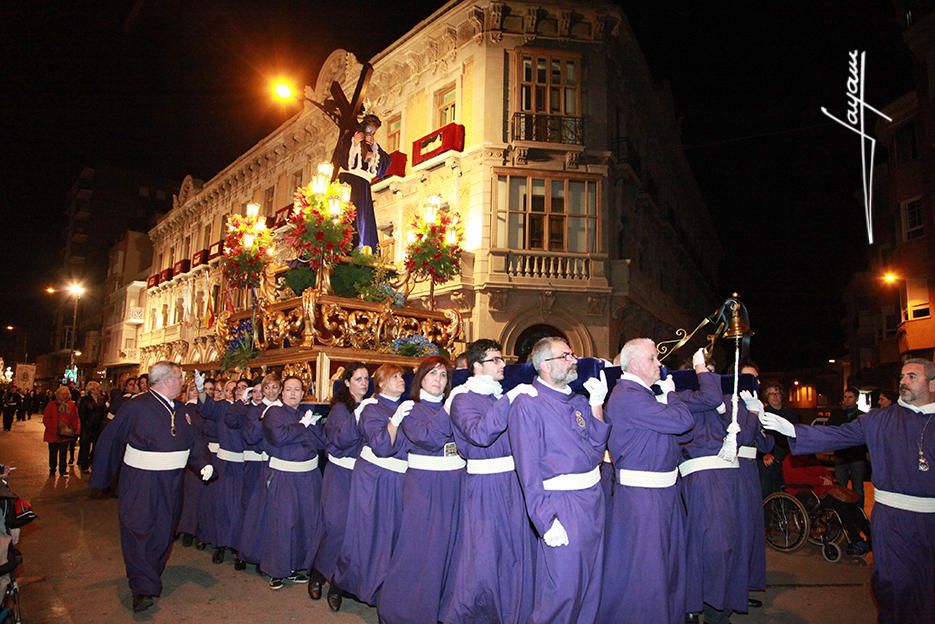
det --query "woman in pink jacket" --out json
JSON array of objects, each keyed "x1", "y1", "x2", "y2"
[{"x1": 43, "y1": 385, "x2": 81, "y2": 478}]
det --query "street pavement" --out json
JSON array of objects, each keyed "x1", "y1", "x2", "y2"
[{"x1": 2, "y1": 417, "x2": 875, "y2": 623}]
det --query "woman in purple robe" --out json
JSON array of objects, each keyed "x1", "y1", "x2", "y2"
[
  {"x1": 379, "y1": 356, "x2": 464, "y2": 624},
  {"x1": 254, "y1": 376, "x2": 326, "y2": 590},
  {"x1": 238, "y1": 375, "x2": 283, "y2": 572},
  {"x1": 177, "y1": 383, "x2": 204, "y2": 547},
  {"x1": 196, "y1": 379, "x2": 230, "y2": 551},
  {"x1": 333, "y1": 363, "x2": 406, "y2": 606},
  {"x1": 441, "y1": 338, "x2": 536, "y2": 624},
  {"x1": 200, "y1": 378, "x2": 249, "y2": 567},
  {"x1": 310, "y1": 363, "x2": 370, "y2": 611}
]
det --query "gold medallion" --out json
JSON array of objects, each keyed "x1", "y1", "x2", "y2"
[{"x1": 575, "y1": 410, "x2": 586, "y2": 428}]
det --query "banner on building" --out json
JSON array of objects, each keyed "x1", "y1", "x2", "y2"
[{"x1": 14, "y1": 364, "x2": 36, "y2": 390}]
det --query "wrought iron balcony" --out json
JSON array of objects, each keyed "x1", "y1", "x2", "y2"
[
  {"x1": 511, "y1": 112, "x2": 583, "y2": 145},
  {"x1": 611, "y1": 137, "x2": 642, "y2": 177}
]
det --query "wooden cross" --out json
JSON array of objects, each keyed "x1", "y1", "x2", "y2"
[{"x1": 309, "y1": 59, "x2": 373, "y2": 182}]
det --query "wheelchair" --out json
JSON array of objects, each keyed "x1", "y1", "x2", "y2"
[{"x1": 763, "y1": 456, "x2": 871, "y2": 563}]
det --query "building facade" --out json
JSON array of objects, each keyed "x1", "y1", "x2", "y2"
[
  {"x1": 99, "y1": 231, "x2": 152, "y2": 381},
  {"x1": 141, "y1": 0, "x2": 720, "y2": 372}
]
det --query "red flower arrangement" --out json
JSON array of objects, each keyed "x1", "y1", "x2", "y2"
[
  {"x1": 404, "y1": 198, "x2": 462, "y2": 284},
  {"x1": 284, "y1": 164, "x2": 356, "y2": 271},
  {"x1": 223, "y1": 206, "x2": 274, "y2": 288}
]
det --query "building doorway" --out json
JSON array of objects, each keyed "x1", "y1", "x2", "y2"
[{"x1": 513, "y1": 324, "x2": 568, "y2": 363}]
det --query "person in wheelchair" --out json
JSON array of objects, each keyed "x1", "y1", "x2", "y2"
[{"x1": 781, "y1": 453, "x2": 871, "y2": 556}]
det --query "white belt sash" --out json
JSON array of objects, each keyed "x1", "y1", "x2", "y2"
[
  {"x1": 359, "y1": 446, "x2": 408, "y2": 474},
  {"x1": 542, "y1": 465, "x2": 601, "y2": 491},
  {"x1": 408, "y1": 453, "x2": 466, "y2": 471},
  {"x1": 874, "y1": 487, "x2": 935, "y2": 513},
  {"x1": 268, "y1": 456, "x2": 319, "y2": 473},
  {"x1": 327, "y1": 454, "x2": 357, "y2": 471},
  {"x1": 207, "y1": 442, "x2": 220, "y2": 454},
  {"x1": 738, "y1": 445, "x2": 757, "y2": 460},
  {"x1": 243, "y1": 450, "x2": 268, "y2": 462},
  {"x1": 679, "y1": 455, "x2": 739, "y2": 477},
  {"x1": 466, "y1": 455, "x2": 515, "y2": 474},
  {"x1": 617, "y1": 468, "x2": 679, "y2": 488},
  {"x1": 123, "y1": 444, "x2": 189, "y2": 471},
  {"x1": 217, "y1": 448, "x2": 244, "y2": 463}
]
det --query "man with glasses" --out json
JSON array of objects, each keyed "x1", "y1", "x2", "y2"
[
  {"x1": 760, "y1": 358, "x2": 935, "y2": 624},
  {"x1": 91, "y1": 361, "x2": 214, "y2": 613},
  {"x1": 443, "y1": 339, "x2": 537, "y2": 624},
  {"x1": 598, "y1": 337, "x2": 693, "y2": 624},
  {"x1": 758, "y1": 382, "x2": 799, "y2": 497},
  {"x1": 509, "y1": 337, "x2": 609, "y2": 623}
]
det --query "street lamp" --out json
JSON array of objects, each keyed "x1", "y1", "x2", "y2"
[
  {"x1": 46, "y1": 282, "x2": 86, "y2": 362},
  {"x1": 882, "y1": 272, "x2": 899, "y2": 284}
]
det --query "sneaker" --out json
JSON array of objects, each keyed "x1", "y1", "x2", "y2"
[
  {"x1": 269, "y1": 578, "x2": 285, "y2": 590},
  {"x1": 288, "y1": 570, "x2": 310, "y2": 583}
]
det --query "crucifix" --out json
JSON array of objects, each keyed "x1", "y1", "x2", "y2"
[{"x1": 309, "y1": 59, "x2": 374, "y2": 182}]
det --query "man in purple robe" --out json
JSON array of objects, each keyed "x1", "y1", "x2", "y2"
[
  {"x1": 677, "y1": 349, "x2": 751, "y2": 624},
  {"x1": 91, "y1": 361, "x2": 213, "y2": 613},
  {"x1": 509, "y1": 337, "x2": 610, "y2": 624},
  {"x1": 760, "y1": 358, "x2": 935, "y2": 624},
  {"x1": 598, "y1": 338, "x2": 694, "y2": 624},
  {"x1": 442, "y1": 339, "x2": 536, "y2": 624}
]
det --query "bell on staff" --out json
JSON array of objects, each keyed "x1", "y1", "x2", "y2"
[{"x1": 722, "y1": 301, "x2": 753, "y2": 340}]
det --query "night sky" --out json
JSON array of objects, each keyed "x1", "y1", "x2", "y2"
[{"x1": 0, "y1": 1, "x2": 914, "y2": 370}]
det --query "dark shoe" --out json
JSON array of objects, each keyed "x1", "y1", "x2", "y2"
[
  {"x1": 181, "y1": 534, "x2": 194, "y2": 547},
  {"x1": 269, "y1": 578, "x2": 285, "y2": 590},
  {"x1": 234, "y1": 557, "x2": 246, "y2": 571},
  {"x1": 290, "y1": 569, "x2": 310, "y2": 584},
  {"x1": 212, "y1": 547, "x2": 225, "y2": 564},
  {"x1": 687, "y1": 613, "x2": 702, "y2": 623},
  {"x1": 132, "y1": 594, "x2": 154, "y2": 613},
  {"x1": 748, "y1": 598, "x2": 763, "y2": 608},
  {"x1": 195, "y1": 540, "x2": 207, "y2": 551},
  {"x1": 327, "y1": 585, "x2": 343, "y2": 611},
  {"x1": 307, "y1": 577, "x2": 322, "y2": 599}
]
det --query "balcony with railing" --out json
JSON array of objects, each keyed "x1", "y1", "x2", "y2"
[
  {"x1": 511, "y1": 112, "x2": 584, "y2": 146},
  {"x1": 488, "y1": 249, "x2": 608, "y2": 290},
  {"x1": 126, "y1": 306, "x2": 145, "y2": 325}
]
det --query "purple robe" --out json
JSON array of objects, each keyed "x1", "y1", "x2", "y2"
[
  {"x1": 677, "y1": 374, "x2": 749, "y2": 614},
  {"x1": 90, "y1": 391, "x2": 210, "y2": 597},
  {"x1": 196, "y1": 399, "x2": 224, "y2": 547},
  {"x1": 248, "y1": 403, "x2": 325, "y2": 579},
  {"x1": 598, "y1": 376, "x2": 693, "y2": 624},
  {"x1": 334, "y1": 394, "x2": 404, "y2": 605},
  {"x1": 337, "y1": 131, "x2": 391, "y2": 251},
  {"x1": 442, "y1": 389, "x2": 535, "y2": 624},
  {"x1": 379, "y1": 398, "x2": 464, "y2": 623},
  {"x1": 201, "y1": 397, "x2": 248, "y2": 550},
  {"x1": 177, "y1": 401, "x2": 205, "y2": 537},
  {"x1": 790, "y1": 404, "x2": 935, "y2": 624},
  {"x1": 315, "y1": 401, "x2": 362, "y2": 581},
  {"x1": 510, "y1": 379, "x2": 610, "y2": 624},
  {"x1": 237, "y1": 399, "x2": 273, "y2": 562},
  {"x1": 737, "y1": 402, "x2": 773, "y2": 592}
]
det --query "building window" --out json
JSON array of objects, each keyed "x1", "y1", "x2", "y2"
[
  {"x1": 902, "y1": 278, "x2": 931, "y2": 321},
  {"x1": 386, "y1": 115, "x2": 402, "y2": 152},
  {"x1": 436, "y1": 85, "x2": 456, "y2": 127},
  {"x1": 202, "y1": 223, "x2": 212, "y2": 249},
  {"x1": 494, "y1": 172, "x2": 599, "y2": 252},
  {"x1": 292, "y1": 169, "x2": 304, "y2": 192},
  {"x1": 264, "y1": 186, "x2": 275, "y2": 216},
  {"x1": 512, "y1": 49, "x2": 582, "y2": 144},
  {"x1": 902, "y1": 198, "x2": 924, "y2": 240},
  {"x1": 892, "y1": 123, "x2": 918, "y2": 166}
]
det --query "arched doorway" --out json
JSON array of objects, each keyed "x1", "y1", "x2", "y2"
[{"x1": 513, "y1": 324, "x2": 568, "y2": 363}]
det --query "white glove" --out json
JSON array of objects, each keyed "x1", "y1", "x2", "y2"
[
  {"x1": 200, "y1": 465, "x2": 214, "y2": 481},
  {"x1": 692, "y1": 348, "x2": 706, "y2": 368},
  {"x1": 583, "y1": 370, "x2": 608, "y2": 406},
  {"x1": 543, "y1": 518, "x2": 569, "y2": 547},
  {"x1": 194, "y1": 369, "x2": 205, "y2": 393},
  {"x1": 759, "y1": 412, "x2": 796, "y2": 438},
  {"x1": 390, "y1": 400, "x2": 414, "y2": 427},
  {"x1": 300, "y1": 409, "x2": 321, "y2": 428},
  {"x1": 656, "y1": 375, "x2": 676, "y2": 396},
  {"x1": 506, "y1": 383, "x2": 538, "y2": 403},
  {"x1": 739, "y1": 390, "x2": 765, "y2": 415}
]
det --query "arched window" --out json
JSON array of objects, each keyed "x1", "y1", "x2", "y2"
[{"x1": 514, "y1": 324, "x2": 568, "y2": 363}]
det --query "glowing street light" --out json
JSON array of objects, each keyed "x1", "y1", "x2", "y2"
[
  {"x1": 882, "y1": 272, "x2": 899, "y2": 284},
  {"x1": 272, "y1": 80, "x2": 295, "y2": 101}
]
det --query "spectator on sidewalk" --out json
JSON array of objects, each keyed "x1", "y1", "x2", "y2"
[
  {"x1": 43, "y1": 386, "x2": 80, "y2": 477},
  {"x1": 830, "y1": 387, "x2": 868, "y2": 507},
  {"x1": 78, "y1": 382, "x2": 107, "y2": 470}
]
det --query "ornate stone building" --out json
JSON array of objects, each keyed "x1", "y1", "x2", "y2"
[{"x1": 140, "y1": 0, "x2": 720, "y2": 376}]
